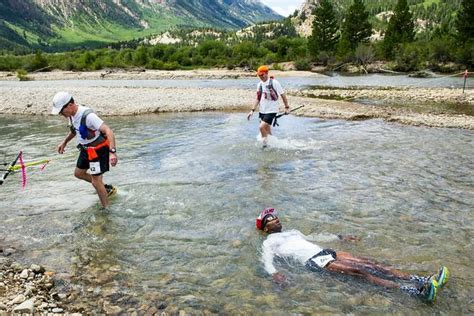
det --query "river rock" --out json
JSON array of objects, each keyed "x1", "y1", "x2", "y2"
[
  {"x1": 13, "y1": 299, "x2": 34, "y2": 314},
  {"x1": 104, "y1": 304, "x2": 122, "y2": 314},
  {"x1": 0, "y1": 303, "x2": 7, "y2": 310},
  {"x1": 10, "y1": 263, "x2": 22, "y2": 271},
  {"x1": 8, "y1": 294, "x2": 26, "y2": 305},
  {"x1": 30, "y1": 264, "x2": 45, "y2": 274},
  {"x1": 52, "y1": 307, "x2": 64, "y2": 313}
]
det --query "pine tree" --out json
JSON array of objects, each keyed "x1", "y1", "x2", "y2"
[
  {"x1": 455, "y1": 0, "x2": 474, "y2": 43},
  {"x1": 308, "y1": 0, "x2": 339, "y2": 58},
  {"x1": 340, "y1": 0, "x2": 372, "y2": 51},
  {"x1": 382, "y1": 0, "x2": 415, "y2": 58}
]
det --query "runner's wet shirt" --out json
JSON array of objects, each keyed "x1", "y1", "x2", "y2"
[
  {"x1": 262, "y1": 230, "x2": 323, "y2": 274},
  {"x1": 257, "y1": 78, "x2": 285, "y2": 114},
  {"x1": 69, "y1": 105, "x2": 104, "y2": 145}
]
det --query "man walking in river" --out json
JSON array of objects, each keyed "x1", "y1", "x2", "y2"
[
  {"x1": 52, "y1": 92, "x2": 118, "y2": 208},
  {"x1": 247, "y1": 65, "x2": 290, "y2": 147},
  {"x1": 256, "y1": 208, "x2": 449, "y2": 303}
]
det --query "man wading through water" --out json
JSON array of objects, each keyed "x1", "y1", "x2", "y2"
[
  {"x1": 256, "y1": 208, "x2": 449, "y2": 303},
  {"x1": 52, "y1": 92, "x2": 118, "y2": 208},
  {"x1": 247, "y1": 65, "x2": 290, "y2": 147}
]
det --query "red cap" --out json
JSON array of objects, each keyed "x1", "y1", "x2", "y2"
[{"x1": 256, "y1": 208, "x2": 277, "y2": 230}]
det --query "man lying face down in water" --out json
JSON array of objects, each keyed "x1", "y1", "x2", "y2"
[{"x1": 256, "y1": 208, "x2": 449, "y2": 303}]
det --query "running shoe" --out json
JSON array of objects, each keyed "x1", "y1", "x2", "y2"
[
  {"x1": 420, "y1": 279, "x2": 438, "y2": 303},
  {"x1": 434, "y1": 266, "x2": 449, "y2": 288},
  {"x1": 105, "y1": 184, "x2": 117, "y2": 197}
]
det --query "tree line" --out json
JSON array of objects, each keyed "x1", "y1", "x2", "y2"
[
  {"x1": 0, "y1": 0, "x2": 472, "y2": 74},
  {"x1": 308, "y1": 0, "x2": 473, "y2": 71}
]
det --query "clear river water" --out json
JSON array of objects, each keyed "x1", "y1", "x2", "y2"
[{"x1": 0, "y1": 110, "x2": 472, "y2": 314}]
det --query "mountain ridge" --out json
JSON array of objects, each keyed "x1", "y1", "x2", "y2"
[{"x1": 0, "y1": 0, "x2": 281, "y2": 51}]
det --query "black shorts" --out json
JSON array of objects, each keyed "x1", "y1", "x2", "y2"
[
  {"x1": 259, "y1": 112, "x2": 277, "y2": 126},
  {"x1": 306, "y1": 249, "x2": 337, "y2": 272},
  {"x1": 76, "y1": 146, "x2": 110, "y2": 176}
]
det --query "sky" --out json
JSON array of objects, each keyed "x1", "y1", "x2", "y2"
[{"x1": 260, "y1": 0, "x2": 306, "y2": 17}]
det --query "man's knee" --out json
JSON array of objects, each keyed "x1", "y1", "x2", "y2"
[
  {"x1": 260, "y1": 122, "x2": 270, "y2": 133},
  {"x1": 74, "y1": 168, "x2": 86, "y2": 179}
]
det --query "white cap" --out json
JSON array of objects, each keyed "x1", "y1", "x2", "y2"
[{"x1": 51, "y1": 92, "x2": 73, "y2": 115}]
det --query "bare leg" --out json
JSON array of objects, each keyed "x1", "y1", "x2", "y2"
[
  {"x1": 336, "y1": 251, "x2": 412, "y2": 280},
  {"x1": 74, "y1": 167, "x2": 92, "y2": 183},
  {"x1": 326, "y1": 260, "x2": 401, "y2": 288},
  {"x1": 74, "y1": 168, "x2": 108, "y2": 208},
  {"x1": 91, "y1": 174, "x2": 108, "y2": 208},
  {"x1": 259, "y1": 121, "x2": 272, "y2": 137}
]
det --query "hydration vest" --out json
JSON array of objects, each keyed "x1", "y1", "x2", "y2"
[
  {"x1": 69, "y1": 109, "x2": 104, "y2": 142},
  {"x1": 257, "y1": 76, "x2": 279, "y2": 102}
]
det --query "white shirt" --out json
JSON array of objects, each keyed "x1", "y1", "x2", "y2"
[
  {"x1": 70, "y1": 105, "x2": 104, "y2": 145},
  {"x1": 261, "y1": 230, "x2": 323, "y2": 275},
  {"x1": 257, "y1": 78, "x2": 285, "y2": 114}
]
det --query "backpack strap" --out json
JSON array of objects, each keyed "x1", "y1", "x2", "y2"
[
  {"x1": 257, "y1": 82, "x2": 263, "y2": 102},
  {"x1": 268, "y1": 77, "x2": 279, "y2": 101},
  {"x1": 81, "y1": 109, "x2": 93, "y2": 127},
  {"x1": 79, "y1": 108, "x2": 99, "y2": 140},
  {"x1": 68, "y1": 117, "x2": 76, "y2": 134}
]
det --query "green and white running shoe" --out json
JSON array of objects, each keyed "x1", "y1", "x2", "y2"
[
  {"x1": 435, "y1": 266, "x2": 449, "y2": 288},
  {"x1": 420, "y1": 279, "x2": 438, "y2": 303}
]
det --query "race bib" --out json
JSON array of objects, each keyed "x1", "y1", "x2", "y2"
[
  {"x1": 89, "y1": 161, "x2": 101, "y2": 175},
  {"x1": 311, "y1": 254, "x2": 335, "y2": 268}
]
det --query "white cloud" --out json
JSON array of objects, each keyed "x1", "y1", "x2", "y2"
[{"x1": 260, "y1": 0, "x2": 305, "y2": 17}]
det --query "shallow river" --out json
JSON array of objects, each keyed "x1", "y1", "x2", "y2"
[
  {"x1": 0, "y1": 113, "x2": 473, "y2": 314},
  {"x1": 1, "y1": 73, "x2": 472, "y2": 89}
]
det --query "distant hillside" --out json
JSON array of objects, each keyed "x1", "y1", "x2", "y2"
[
  {"x1": 0, "y1": 0, "x2": 281, "y2": 51},
  {"x1": 292, "y1": 0, "x2": 461, "y2": 37}
]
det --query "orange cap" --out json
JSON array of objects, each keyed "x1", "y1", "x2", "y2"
[{"x1": 256, "y1": 65, "x2": 269, "y2": 76}]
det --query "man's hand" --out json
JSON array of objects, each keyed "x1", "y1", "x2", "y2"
[
  {"x1": 338, "y1": 234, "x2": 361, "y2": 242},
  {"x1": 110, "y1": 153, "x2": 118, "y2": 167},
  {"x1": 284, "y1": 107, "x2": 290, "y2": 115},
  {"x1": 247, "y1": 110, "x2": 253, "y2": 121},
  {"x1": 57, "y1": 142, "x2": 67, "y2": 154}
]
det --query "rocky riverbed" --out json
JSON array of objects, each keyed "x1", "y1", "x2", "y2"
[
  {"x1": 0, "y1": 254, "x2": 75, "y2": 315},
  {"x1": 0, "y1": 251, "x2": 179, "y2": 314}
]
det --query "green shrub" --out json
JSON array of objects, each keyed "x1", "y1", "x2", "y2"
[
  {"x1": 355, "y1": 44, "x2": 375, "y2": 66},
  {"x1": 294, "y1": 58, "x2": 311, "y2": 70},
  {"x1": 16, "y1": 69, "x2": 31, "y2": 81},
  {"x1": 162, "y1": 61, "x2": 179, "y2": 70},
  {"x1": 272, "y1": 63, "x2": 284, "y2": 71},
  {"x1": 394, "y1": 44, "x2": 425, "y2": 72}
]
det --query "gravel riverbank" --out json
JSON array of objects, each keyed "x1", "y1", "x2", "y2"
[{"x1": 0, "y1": 69, "x2": 472, "y2": 130}]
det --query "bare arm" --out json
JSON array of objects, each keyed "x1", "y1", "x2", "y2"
[
  {"x1": 281, "y1": 94, "x2": 289, "y2": 114},
  {"x1": 99, "y1": 123, "x2": 118, "y2": 166},
  {"x1": 247, "y1": 99, "x2": 260, "y2": 120},
  {"x1": 57, "y1": 131, "x2": 76, "y2": 154}
]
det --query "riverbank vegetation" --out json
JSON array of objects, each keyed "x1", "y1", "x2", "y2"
[{"x1": 0, "y1": 0, "x2": 472, "y2": 74}]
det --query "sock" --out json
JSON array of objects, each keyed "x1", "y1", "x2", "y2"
[
  {"x1": 400, "y1": 285, "x2": 421, "y2": 297},
  {"x1": 409, "y1": 275, "x2": 428, "y2": 286}
]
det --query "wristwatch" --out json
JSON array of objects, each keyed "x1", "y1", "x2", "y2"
[{"x1": 109, "y1": 147, "x2": 117, "y2": 154}]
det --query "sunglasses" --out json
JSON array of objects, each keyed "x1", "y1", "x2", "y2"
[{"x1": 264, "y1": 215, "x2": 277, "y2": 223}]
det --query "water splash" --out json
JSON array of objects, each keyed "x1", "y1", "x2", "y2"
[{"x1": 256, "y1": 134, "x2": 318, "y2": 151}]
